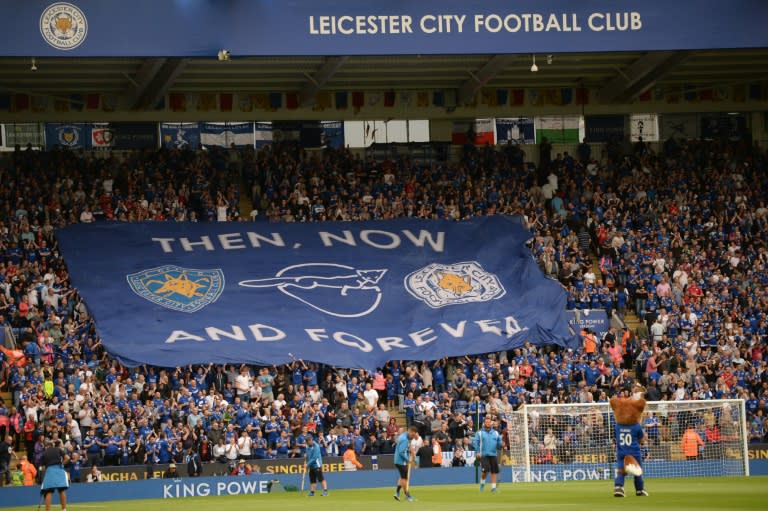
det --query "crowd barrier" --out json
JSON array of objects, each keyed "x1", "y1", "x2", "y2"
[{"x1": 2, "y1": 460, "x2": 766, "y2": 508}]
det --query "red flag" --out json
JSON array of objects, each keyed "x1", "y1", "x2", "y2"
[
  {"x1": 86, "y1": 94, "x2": 100, "y2": 109},
  {"x1": 511, "y1": 89, "x2": 525, "y2": 106},
  {"x1": 638, "y1": 90, "x2": 652, "y2": 102},
  {"x1": 169, "y1": 93, "x2": 186, "y2": 112},
  {"x1": 352, "y1": 91, "x2": 365, "y2": 113},
  {"x1": 12, "y1": 94, "x2": 30, "y2": 111},
  {"x1": 219, "y1": 93, "x2": 233, "y2": 111},
  {"x1": 575, "y1": 88, "x2": 589, "y2": 105},
  {"x1": 384, "y1": 91, "x2": 395, "y2": 107},
  {"x1": 286, "y1": 93, "x2": 299, "y2": 110}
]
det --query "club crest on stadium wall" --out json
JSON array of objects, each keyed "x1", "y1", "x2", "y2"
[
  {"x1": 127, "y1": 265, "x2": 225, "y2": 313},
  {"x1": 40, "y1": 2, "x2": 88, "y2": 50},
  {"x1": 56, "y1": 125, "x2": 80, "y2": 147},
  {"x1": 405, "y1": 261, "x2": 505, "y2": 308}
]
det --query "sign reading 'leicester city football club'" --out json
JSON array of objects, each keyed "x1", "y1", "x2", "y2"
[{"x1": 56, "y1": 217, "x2": 577, "y2": 369}]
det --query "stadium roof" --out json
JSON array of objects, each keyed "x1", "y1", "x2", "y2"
[{"x1": 0, "y1": 49, "x2": 766, "y2": 110}]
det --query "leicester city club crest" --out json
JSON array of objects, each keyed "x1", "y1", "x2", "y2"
[
  {"x1": 40, "y1": 2, "x2": 88, "y2": 50},
  {"x1": 127, "y1": 265, "x2": 225, "y2": 313},
  {"x1": 404, "y1": 261, "x2": 505, "y2": 308},
  {"x1": 57, "y1": 125, "x2": 80, "y2": 147}
]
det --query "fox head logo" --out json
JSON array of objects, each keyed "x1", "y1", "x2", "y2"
[
  {"x1": 405, "y1": 261, "x2": 505, "y2": 309},
  {"x1": 434, "y1": 271, "x2": 473, "y2": 296}
]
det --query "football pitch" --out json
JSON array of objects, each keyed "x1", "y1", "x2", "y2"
[{"x1": 4, "y1": 478, "x2": 765, "y2": 511}]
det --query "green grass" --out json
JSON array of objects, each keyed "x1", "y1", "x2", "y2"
[{"x1": 6, "y1": 478, "x2": 765, "y2": 511}]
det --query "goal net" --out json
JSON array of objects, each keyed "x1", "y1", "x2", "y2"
[{"x1": 502, "y1": 399, "x2": 748, "y2": 483}]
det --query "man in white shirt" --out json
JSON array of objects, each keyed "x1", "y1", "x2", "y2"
[
  {"x1": 235, "y1": 367, "x2": 252, "y2": 402},
  {"x1": 363, "y1": 383, "x2": 378, "y2": 409},
  {"x1": 650, "y1": 318, "x2": 665, "y2": 342}
]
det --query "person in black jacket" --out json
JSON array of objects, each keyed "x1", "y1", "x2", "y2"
[{"x1": 186, "y1": 447, "x2": 202, "y2": 477}]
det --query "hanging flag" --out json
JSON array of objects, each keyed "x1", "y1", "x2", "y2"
[
  {"x1": 352, "y1": 91, "x2": 364, "y2": 113},
  {"x1": 197, "y1": 93, "x2": 217, "y2": 111},
  {"x1": 731, "y1": 85, "x2": 745, "y2": 102},
  {"x1": 169, "y1": 93, "x2": 187, "y2": 112},
  {"x1": 575, "y1": 87, "x2": 589, "y2": 105},
  {"x1": 451, "y1": 119, "x2": 495, "y2": 145},
  {"x1": 560, "y1": 88, "x2": 573, "y2": 105},
  {"x1": 638, "y1": 89, "x2": 653, "y2": 102},
  {"x1": 683, "y1": 84, "x2": 698, "y2": 102},
  {"x1": 433, "y1": 91, "x2": 444, "y2": 107},
  {"x1": 496, "y1": 118, "x2": 535, "y2": 144},
  {"x1": 252, "y1": 94, "x2": 269, "y2": 110},
  {"x1": 749, "y1": 82, "x2": 765, "y2": 100},
  {"x1": 629, "y1": 114, "x2": 659, "y2": 142},
  {"x1": 335, "y1": 91, "x2": 348, "y2": 110},
  {"x1": 536, "y1": 116, "x2": 580, "y2": 144},
  {"x1": 713, "y1": 86, "x2": 729, "y2": 102},
  {"x1": 0, "y1": 94, "x2": 10, "y2": 110},
  {"x1": 82, "y1": 94, "x2": 99, "y2": 110},
  {"x1": 666, "y1": 85, "x2": 681, "y2": 103},
  {"x1": 545, "y1": 89, "x2": 562, "y2": 105},
  {"x1": 314, "y1": 92, "x2": 332, "y2": 111},
  {"x1": 321, "y1": 120, "x2": 344, "y2": 148},
  {"x1": 417, "y1": 91, "x2": 429, "y2": 107},
  {"x1": 511, "y1": 89, "x2": 525, "y2": 106},
  {"x1": 480, "y1": 89, "x2": 497, "y2": 107},
  {"x1": 269, "y1": 93, "x2": 282, "y2": 110},
  {"x1": 701, "y1": 113, "x2": 747, "y2": 140},
  {"x1": 54, "y1": 99, "x2": 69, "y2": 112},
  {"x1": 219, "y1": 93, "x2": 233, "y2": 112},
  {"x1": 585, "y1": 115, "x2": 625, "y2": 142},
  {"x1": 102, "y1": 94, "x2": 118, "y2": 112},
  {"x1": 496, "y1": 89, "x2": 508, "y2": 106},
  {"x1": 398, "y1": 91, "x2": 412, "y2": 108},
  {"x1": 70, "y1": 94, "x2": 84, "y2": 111},
  {"x1": 254, "y1": 121, "x2": 272, "y2": 148},
  {"x1": 444, "y1": 89, "x2": 457, "y2": 108},
  {"x1": 237, "y1": 93, "x2": 253, "y2": 112},
  {"x1": 367, "y1": 92, "x2": 382, "y2": 106},
  {"x1": 660, "y1": 113, "x2": 699, "y2": 140},
  {"x1": 160, "y1": 122, "x2": 201, "y2": 149},
  {"x1": 12, "y1": 94, "x2": 30, "y2": 111},
  {"x1": 286, "y1": 93, "x2": 299, "y2": 110},
  {"x1": 31, "y1": 95, "x2": 48, "y2": 112},
  {"x1": 384, "y1": 91, "x2": 396, "y2": 107},
  {"x1": 44, "y1": 123, "x2": 89, "y2": 149},
  {"x1": 200, "y1": 122, "x2": 254, "y2": 147},
  {"x1": 698, "y1": 88, "x2": 713, "y2": 101}
]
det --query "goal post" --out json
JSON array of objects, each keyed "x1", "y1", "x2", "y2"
[{"x1": 502, "y1": 399, "x2": 748, "y2": 484}]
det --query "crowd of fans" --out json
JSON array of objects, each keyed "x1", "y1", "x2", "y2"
[{"x1": 0, "y1": 135, "x2": 766, "y2": 485}]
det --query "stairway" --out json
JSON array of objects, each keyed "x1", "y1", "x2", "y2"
[
  {"x1": 388, "y1": 407, "x2": 407, "y2": 429},
  {"x1": 589, "y1": 256, "x2": 644, "y2": 336}
]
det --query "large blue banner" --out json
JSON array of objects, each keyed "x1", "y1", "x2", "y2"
[
  {"x1": 56, "y1": 217, "x2": 577, "y2": 369},
  {"x1": 3, "y1": 1, "x2": 767, "y2": 57}
]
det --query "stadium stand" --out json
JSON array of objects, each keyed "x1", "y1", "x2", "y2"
[{"x1": 1, "y1": 134, "x2": 766, "y2": 485}]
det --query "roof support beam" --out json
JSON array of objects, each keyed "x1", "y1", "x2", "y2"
[
  {"x1": 599, "y1": 51, "x2": 691, "y2": 103},
  {"x1": 298, "y1": 56, "x2": 348, "y2": 107},
  {"x1": 132, "y1": 58, "x2": 189, "y2": 110},
  {"x1": 124, "y1": 58, "x2": 167, "y2": 107},
  {"x1": 457, "y1": 54, "x2": 517, "y2": 105}
]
